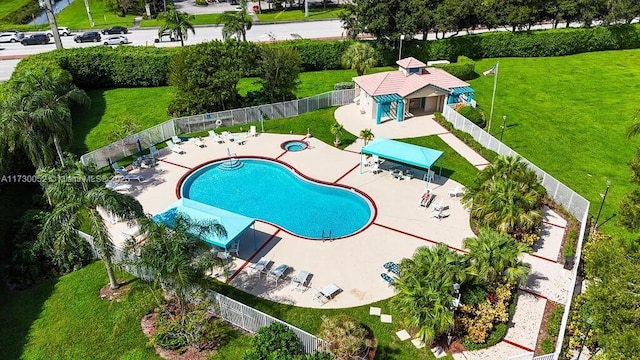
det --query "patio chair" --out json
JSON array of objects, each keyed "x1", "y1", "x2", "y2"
[
  {"x1": 171, "y1": 135, "x2": 183, "y2": 144},
  {"x1": 233, "y1": 134, "x2": 246, "y2": 145},
  {"x1": 391, "y1": 169, "x2": 404, "y2": 180},
  {"x1": 193, "y1": 138, "x2": 207, "y2": 148},
  {"x1": 372, "y1": 155, "x2": 383, "y2": 164},
  {"x1": 431, "y1": 207, "x2": 444, "y2": 220},
  {"x1": 432, "y1": 198, "x2": 444, "y2": 212},
  {"x1": 381, "y1": 273, "x2": 395, "y2": 285},
  {"x1": 112, "y1": 163, "x2": 144, "y2": 182},
  {"x1": 448, "y1": 185, "x2": 463, "y2": 197},
  {"x1": 312, "y1": 283, "x2": 341, "y2": 305},
  {"x1": 290, "y1": 270, "x2": 310, "y2": 291},
  {"x1": 208, "y1": 130, "x2": 225, "y2": 143},
  {"x1": 247, "y1": 125, "x2": 257, "y2": 137},
  {"x1": 268, "y1": 263, "x2": 289, "y2": 286},
  {"x1": 248, "y1": 257, "x2": 270, "y2": 277},
  {"x1": 143, "y1": 146, "x2": 160, "y2": 160},
  {"x1": 227, "y1": 241, "x2": 240, "y2": 257},
  {"x1": 221, "y1": 131, "x2": 233, "y2": 142},
  {"x1": 165, "y1": 140, "x2": 185, "y2": 154},
  {"x1": 371, "y1": 163, "x2": 382, "y2": 174}
]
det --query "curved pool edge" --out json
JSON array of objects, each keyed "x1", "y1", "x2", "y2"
[{"x1": 174, "y1": 156, "x2": 378, "y2": 240}]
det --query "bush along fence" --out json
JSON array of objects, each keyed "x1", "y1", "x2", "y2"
[
  {"x1": 79, "y1": 230, "x2": 324, "y2": 354},
  {"x1": 80, "y1": 89, "x2": 356, "y2": 169},
  {"x1": 442, "y1": 105, "x2": 590, "y2": 360}
]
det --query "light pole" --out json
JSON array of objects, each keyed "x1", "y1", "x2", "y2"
[
  {"x1": 447, "y1": 283, "x2": 461, "y2": 345},
  {"x1": 500, "y1": 115, "x2": 506, "y2": 142},
  {"x1": 398, "y1": 34, "x2": 405, "y2": 60},
  {"x1": 576, "y1": 317, "x2": 593, "y2": 359},
  {"x1": 594, "y1": 180, "x2": 611, "y2": 232},
  {"x1": 39, "y1": 0, "x2": 63, "y2": 49}
]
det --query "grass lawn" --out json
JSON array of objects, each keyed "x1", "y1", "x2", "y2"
[
  {"x1": 0, "y1": 0, "x2": 31, "y2": 20},
  {"x1": 256, "y1": 6, "x2": 343, "y2": 22},
  {"x1": 55, "y1": 0, "x2": 135, "y2": 30},
  {"x1": 140, "y1": 13, "x2": 223, "y2": 27},
  {"x1": 71, "y1": 67, "x2": 395, "y2": 154},
  {"x1": 469, "y1": 49, "x2": 640, "y2": 238},
  {"x1": 71, "y1": 87, "x2": 175, "y2": 155}
]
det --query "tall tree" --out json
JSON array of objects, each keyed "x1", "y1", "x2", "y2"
[
  {"x1": 158, "y1": 6, "x2": 196, "y2": 47},
  {"x1": 464, "y1": 229, "x2": 531, "y2": 286},
  {"x1": 220, "y1": 0, "x2": 252, "y2": 41},
  {"x1": 257, "y1": 46, "x2": 301, "y2": 103},
  {"x1": 341, "y1": 42, "x2": 377, "y2": 76},
  {"x1": 132, "y1": 212, "x2": 226, "y2": 315},
  {"x1": 38, "y1": 158, "x2": 145, "y2": 289},
  {"x1": 14, "y1": 70, "x2": 90, "y2": 166}
]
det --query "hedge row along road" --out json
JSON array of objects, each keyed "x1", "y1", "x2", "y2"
[{"x1": 0, "y1": 19, "x2": 609, "y2": 81}]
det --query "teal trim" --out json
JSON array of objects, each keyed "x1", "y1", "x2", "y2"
[
  {"x1": 375, "y1": 103, "x2": 382, "y2": 124},
  {"x1": 374, "y1": 94, "x2": 403, "y2": 103},
  {"x1": 396, "y1": 100, "x2": 404, "y2": 122}
]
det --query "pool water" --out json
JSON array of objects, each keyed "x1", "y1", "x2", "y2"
[
  {"x1": 281, "y1": 140, "x2": 308, "y2": 152},
  {"x1": 181, "y1": 159, "x2": 373, "y2": 239}
]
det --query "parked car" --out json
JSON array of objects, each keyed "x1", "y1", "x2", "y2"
[
  {"x1": 0, "y1": 32, "x2": 24, "y2": 43},
  {"x1": 101, "y1": 26, "x2": 128, "y2": 35},
  {"x1": 74, "y1": 31, "x2": 101, "y2": 43},
  {"x1": 153, "y1": 31, "x2": 177, "y2": 43},
  {"x1": 46, "y1": 27, "x2": 72, "y2": 37},
  {"x1": 103, "y1": 35, "x2": 128, "y2": 45},
  {"x1": 21, "y1": 33, "x2": 50, "y2": 45}
]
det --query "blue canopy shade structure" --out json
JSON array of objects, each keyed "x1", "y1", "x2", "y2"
[
  {"x1": 152, "y1": 198, "x2": 255, "y2": 250},
  {"x1": 361, "y1": 138, "x2": 444, "y2": 176}
]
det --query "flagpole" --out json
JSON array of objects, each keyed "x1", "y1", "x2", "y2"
[{"x1": 487, "y1": 62, "x2": 499, "y2": 133}]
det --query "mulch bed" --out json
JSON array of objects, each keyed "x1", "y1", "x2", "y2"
[
  {"x1": 535, "y1": 299, "x2": 559, "y2": 356},
  {"x1": 141, "y1": 312, "x2": 215, "y2": 360}
]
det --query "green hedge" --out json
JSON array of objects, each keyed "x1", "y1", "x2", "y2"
[
  {"x1": 268, "y1": 39, "x2": 354, "y2": 71},
  {"x1": 383, "y1": 24, "x2": 640, "y2": 63},
  {"x1": 433, "y1": 56, "x2": 475, "y2": 80},
  {"x1": 15, "y1": 46, "x2": 177, "y2": 89}
]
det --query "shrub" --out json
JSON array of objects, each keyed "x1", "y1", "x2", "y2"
[
  {"x1": 541, "y1": 337, "x2": 556, "y2": 353},
  {"x1": 563, "y1": 229, "x2": 577, "y2": 258},
  {"x1": 457, "y1": 105, "x2": 486, "y2": 128},
  {"x1": 195, "y1": 0, "x2": 208, "y2": 4},
  {"x1": 268, "y1": 39, "x2": 354, "y2": 71},
  {"x1": 244, "y1": 322, "x2": 302, "y2": 359},
  {"x1": 433, "y1": 56, "x2": 476, "y2": 80},
  {"x1": 434, "y1": 112, "x2": 498, "y2": 163},
  {"x1": 548, "y1": 305, "x2": 565, "y2": 336},
  {"x1": 334, "y1": 82, "x2": 355, "y2": 90},
  {"x1": 319, "y1": 315, "x2": 373, "y2": 360},
  {"x1": 463, "y1": 286, "x2": 488, "y2": 306},
  {"x1": 460, "y1": 284, "x2": 513, "y2": 345}
]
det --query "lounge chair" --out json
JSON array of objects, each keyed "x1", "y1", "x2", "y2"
[
  {"x1": 166, "y1": 140, "x2": 185, "y2": 154},
  {"x1": 268, "y1": 263, "x2": 289, "y2": 286},
  {"x1": 112, "y1": 163, "x2": 144, "y2": 182},
  {"x1": 383, "y1": 262, "x2": 400, "y2": 276},
  {"x1": 208, "y1": 130, "x2": 224, "y2": 143},
  {"x1": 312, "y1": 283, "x2": 341, "y2": 305},
  {"x1": 381, "y1": 273, "x2": 395, "y2": 285},
  {"x1": 248, "y1": 257, "x2": 270, "y2": 277},
  {"x1": 448, "y1": 185, "x2": 463, "y2": 197},
  {"x1": 106, "y1": 179, "x2": 132, "y2": 192},
  {"x1": 233, "y1": 134, "x2": 246, "y2": 145},
  {"x1": 247, "y1": 125, "x2": 257, "y2": 137},
  {"x1": 193, "y1": 138, "x2": 206, "y2": 148},
  {"x1": 171, "y1": 135, "x2": 183, "y2": 144},
  {"x1": 432, "y1": 198, "x2": 444, "y2": 212},
  {"x1": 432, "y1": 207, "x2": 444, "y2": 220},
  {"x1": 290, "y1": 270, "x2": 310, "y2": 292},
  {"x1": 419, "y1": 190, "x2": 433, "y2": 208},
  {"x1": 143, "y1": 146, "x2": 160, "y2": 160},
  {"x1": 221, "y1": 131, "x2": 233, "y2": 142}
]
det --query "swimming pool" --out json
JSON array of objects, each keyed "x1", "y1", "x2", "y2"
[
  {"x1": 281, "y1": 140, "x2": 309, "y2": 152},
  {"x1": 180, "y1": 158, "x2": 374, "y2": 239}
]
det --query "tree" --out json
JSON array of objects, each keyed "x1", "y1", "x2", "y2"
[
  {"x1": 13, "y1": 70, "x2": 90, "y2": 166},
  {"x1": 243, "y1": 322, "x2": 302, "y2": 359},
  {"x1": 464, "y1": 228, "x2": 531, "y2": 286},
  {"x1": 220, "y1": 0, "x2": 252, "y2": 41},
  {"x1": 330, "y1": 123, "x2": 344, "y2": 145},
  {"x1": 38, "y1": 157, "x2": 145, "y2": 289},
  {"x1": 359, "y1": 128, "x2": 374, "y2": 145},
  {"x1": 257, "y1": 46, "x2": 301, "y2": 103},
  {"x1": 158, "y1": 7, "x2": 196, "y2": 47},
  {"x1": 341, "y1": 42, "x2": 377, "y2": 76},
  {"x1": 133, "y1": 211, "x2": 226, "y2": 314}
]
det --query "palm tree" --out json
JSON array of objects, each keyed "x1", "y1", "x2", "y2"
[
  {"x1": 330, "y1": 123, "x2": 344, "y2": 146},
  {"x1": 464, "y1": 228, "x2": 531, "y2": 286},
  {"x1": 14, "y1": 70, "x2": 90, "y2": 166},
  {"x1": 359, "y1": 128, "x2": 374, "y2": 145},
  {"x1": 220, "y1": 0, "x2": 252, "y2": 41},
  {"x1": 133, "y1": 211, "x2": 226, "y2": 315},
  {"x1": 0, "y1": 92, "x2": 53, "y2": 169},
  {"x1": 38, "y1": 158, "x2": 145, "y2": 289},
  {"x1": 158, "y1": 6, "x2": 196, "y2": 47},
  {"x1": 626, "y1": 108, "x2": 640, "y2": 138},
  {"x1": 341, "y1": 42, "x2": 377, "y2": 76}
]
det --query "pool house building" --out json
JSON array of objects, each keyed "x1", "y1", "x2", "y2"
[{"x1": 353, "y1": 57, "x2": 475, "y2": 124}]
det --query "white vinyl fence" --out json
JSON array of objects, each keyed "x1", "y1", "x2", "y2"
[
  {"x1": 443, "y1": 105, "x2": 590, "y2": 360},
  {"x1": 78, "y1": 231, "x2": 323, "y2": 354},
  {"x1": 81, "y1": 89, "x2": 356, "y2": 169}
]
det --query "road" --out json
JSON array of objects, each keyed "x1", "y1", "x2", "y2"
[{"x1": 0, "y1": 20, "x2": 347, "y2": 81}]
